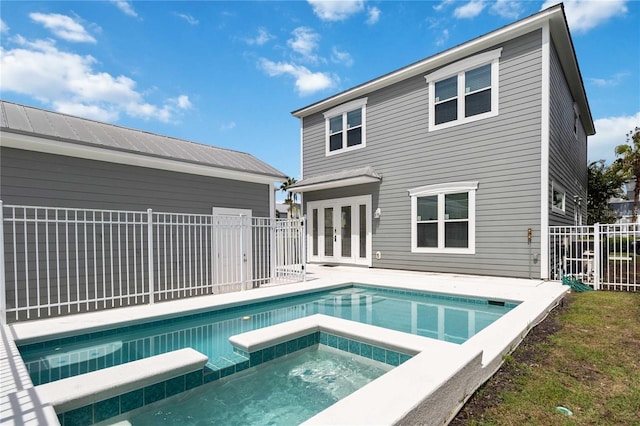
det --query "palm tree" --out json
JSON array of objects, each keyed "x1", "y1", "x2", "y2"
[
  {"x1": 279, "y1": 177, "x2": 298, "y2": 218},
  {"x1": 614, "y1": 127, "x2": 640, "y2": 222}
]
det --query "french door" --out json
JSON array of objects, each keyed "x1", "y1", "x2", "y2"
[{"x1": 307, "y1": 195, "x2": 371, "y2": 266}]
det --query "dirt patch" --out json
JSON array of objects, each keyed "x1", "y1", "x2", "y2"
[{"x1": 449, "y1": 294, "x2": 573, "y2": 425}]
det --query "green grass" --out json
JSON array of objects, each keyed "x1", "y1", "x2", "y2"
[{"x1": 470, "y1": 291, "x2": 640, "y2": 425}]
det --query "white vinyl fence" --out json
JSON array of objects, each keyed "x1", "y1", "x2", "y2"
[
  {"x1": 549, "y1": 223, "x2": 640, "y2": 292},
  {"x1": 0, "y1": 202, "x2": 306, "y2": 323}
]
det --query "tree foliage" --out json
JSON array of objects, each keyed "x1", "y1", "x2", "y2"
[
  {"x1": 279, "y1": 177, "x2": 298, "y2": 217},
  {"x1": 613, "y1": 127, "x2": 640, "y2": 222},
  {"x1": 587, "y1": 160, "x2": 625, "y2": 224}
]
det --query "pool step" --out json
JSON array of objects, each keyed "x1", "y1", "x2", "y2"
[{"x1": 35, "y1": 348, "x2": 208, "y2": 414}]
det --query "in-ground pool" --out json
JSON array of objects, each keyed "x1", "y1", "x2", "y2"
[
  {"x1": 19, "y1": 284, "x2": 518, "y2": 386},
  {"x1": 118, "y1": 345, "x2": 392, "y2": 426}
]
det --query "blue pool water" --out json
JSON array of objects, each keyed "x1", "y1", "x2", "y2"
[
  {"x1": 123, "y1": 346, "x2": 391, "y2": 425},
  {"x1": 19, "y1": 284, "x2": 518, "y2": 386}
]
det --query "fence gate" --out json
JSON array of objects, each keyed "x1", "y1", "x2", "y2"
[{"x1": 549, "y1": 224, "x2": 640, "y2": 291}]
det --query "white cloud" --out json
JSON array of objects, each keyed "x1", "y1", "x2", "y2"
[
  {"x1": 175, "y1": 13, "x2": 199, "y2": 25},
  {"x1": 1, "y1": 19, "x2": 9, "y2": 34},
  {"x1": 433, "y1": 0, "x2": 455, "y2": 12},
  {"x1": 245, "y1": 27, "x2": 274, "y2": 46},
  {"x1": 366, "y1": 7, "x2": 381, "y2": 25},
  {"x1": 111, "y1": 1, "x2": 138, "y2": 18},
  {"x1": 589, "y1": 112, "x2": 640, "y2": 163},
  {"x1": 171, "y1": 95, "x2": 192, "y2": 109},
  {"x1": 589, "y1": 72, "x2": 630, "y2": 88},
  {"x1": 53, "y1": 101, "x2": 119, "y2": 122},
  {"x1": 541, "y1": 0, "x2": 628, "y2": 33},
  {"x1": 436, "y1": 29, "x2": 450, "y2": 46},
  {"x1": 0, "y1": 36, "x2": 187, "y2": 123},
  {"x1": 331, "y1": 47, "x2": 354, "y2": 67},
  {"x1": 29, "y1": 13, "x2": 96, "y2": 43},
  {"x1": 287, "y1": 27, "x2": 320, "y2": 62},
  {"x1": 307, "y1": 0, "x2": 364, "y2": 21},
  {"x1": 220, "y1": 121, "x2": 236, "y2": 131},
  {"x1": 258, "y1": 58, "x2": 336, "y2": 96},
  {"x1": 490, "y1": 0, "x2": 523, "y2": 19},
  {"x1": 454, "y1": 0, "x2": 486, "y2": 19}
]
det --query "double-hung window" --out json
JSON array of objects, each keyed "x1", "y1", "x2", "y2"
[
  {"x1": 426, "y1": 48, "x2": 502, "y2": 131},
  {"x1": 409, "y1": 182, "x2": 478, "y2": 254},
  {"x1": 324, "y1": 98, "x2": 367, "y2": 156}
]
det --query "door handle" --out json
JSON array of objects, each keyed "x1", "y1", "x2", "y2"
[{"x1": 334, "y1": 235, "x2": 337, "y2": 242}]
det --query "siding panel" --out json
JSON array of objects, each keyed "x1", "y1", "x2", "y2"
[
  {"x1": 1, "y1": 148, "x2": 270, "y2": 216},
  {"x1": 301, "y1": 30, "x2": 544, "y2": 278},
  {"x1": 548, "y1": 42, "x2": 588, "y2": 226}
]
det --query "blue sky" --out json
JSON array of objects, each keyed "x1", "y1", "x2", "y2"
[{"x1": 1, "y1": 0, "x2": 638, "y2": 195}]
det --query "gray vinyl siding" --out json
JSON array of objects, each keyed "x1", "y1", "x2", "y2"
[
  {"x1": 0, "y1": 147, "x2": 270, "y2": 216},
  {"x1": 1, "y1": 147, "x2": 272, "y2": 320},
  {"x1": 301, "y1": 30, "x2": 544, "y2": 279},
  {"x1": 548, "y1": 42, "x2": 588, "y2": 226}
]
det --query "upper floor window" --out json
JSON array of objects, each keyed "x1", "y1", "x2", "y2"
[
  {"x1": 552, "y1": 182, "x2": 565, "y2": 214},
  {"x1": 426, "y1": 48, "x2": 502, "y2": 131},
  {"x1": 324, "y1": 98, "x2": 367, "y2": 156},
  {"x1": 409, "y1": 181, "x2": 478, "y2": 254}
]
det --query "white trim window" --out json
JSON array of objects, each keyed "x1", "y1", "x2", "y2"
[
  {"x1": 426, "y1": 48, "x2": 502, "y2": 131},
  {"x1": 323, "y1": 98, "x2": 367, "y2": 156},
  {"x1": 552, "y1": 182, "x2": 566, "y2": 214},
  {"x1": 409, "y1": 181, "x2": 478, "y2": 254}
]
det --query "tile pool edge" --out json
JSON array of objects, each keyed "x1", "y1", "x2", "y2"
[
  {"x1": 230, "y1": 314, "x2": 480, "y2": 426},
  {"x1": 35, "y1": 348, "x2": 208, "y2": 415},
  {"x1": 230, "y1": 314, "x2": 422, "y2": 368}
]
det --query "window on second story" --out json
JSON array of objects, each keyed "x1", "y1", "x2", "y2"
[
  {"x1": 324, "y1": 98, "x2": 367, "y2": 156},
  {"x1": 552, "y1": 182, "x2": 566, "y2": 214},
  {"x1": 426, "y1": 48, "x2": 502, "y2": 131}
]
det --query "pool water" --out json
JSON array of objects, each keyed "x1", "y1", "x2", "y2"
[
  {"x1": 118, "y1": 346, "x2": 391, "y2": 425},
  {"x1": 20, "y1": 284, "x2": 517, "y2": 385}
]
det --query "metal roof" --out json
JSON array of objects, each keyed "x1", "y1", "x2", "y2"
[
  {"x1": 288, "y1": 166, "x2": 381, "y2": 192},
  {"x1": 0, "y1": 100, "x2": 286, "y2": 180}
]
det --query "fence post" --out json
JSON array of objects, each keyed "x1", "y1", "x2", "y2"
[
  {"x1": 240, "y1": 214, "x2": 245, "y2": 290},
  {"x1": 0, "y1": 200, "x2": 6, "y2": 325},
  {"x1": 593, "y1": 223, "x2": 600, "y2": 290},
  {"x1": 147, "y1": 209, "x2": 155, "y2": 304},
  {"x1": 270, "y1": 218, "x2": 276, "y2": 283},
  {"x1": 301, "y1": 215, "x2": 307, "y2": 282}
]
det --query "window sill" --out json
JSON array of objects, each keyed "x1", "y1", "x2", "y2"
[
  {"x1": 412, "y1": 247, "x2": 475, "y2": 255},
  {"x1": 429, "y1": 110, "x2": 498, "y2": 132}
]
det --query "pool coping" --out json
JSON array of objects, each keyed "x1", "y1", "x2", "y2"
[{"x1": 2, "y1": 265, "x2": 569, "y2": 425}]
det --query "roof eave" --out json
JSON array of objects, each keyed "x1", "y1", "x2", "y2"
[
  {"x1": 292, "y1": 4, "x2": 594, "y2": 136},
  {"x1": 1, "y1": 130, "x2": 287, "y2": 184}
]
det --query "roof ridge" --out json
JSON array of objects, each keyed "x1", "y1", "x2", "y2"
[{"x1": 0, "y1": 99, "x2": 256, "y2": 158}]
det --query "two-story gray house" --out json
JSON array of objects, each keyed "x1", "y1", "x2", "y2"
[{"x1": 289, "y1": 4, "x2": 594, "y2": 280}]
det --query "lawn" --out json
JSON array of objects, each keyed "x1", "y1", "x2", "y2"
[{"x1": 452, "y1": 291, "x2": 640, "y2": 425}]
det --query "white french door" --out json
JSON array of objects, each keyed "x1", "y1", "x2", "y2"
[{"x1": 307, "y1": 195, "x2": 371, "y2": 266}]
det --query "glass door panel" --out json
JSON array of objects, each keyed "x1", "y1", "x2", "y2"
[
  {"x1": 312, "y1": 209, "x2": 318, "y2": 256},
  {"x1": 359, "y1": 204, "x2": 367, "y2": 258},
  {"x1": 341, "y1": 206, "x2": 352, "y2": 258},
  {"x1": 324, "y1": 207, "x2": 334, "y2": 257}
]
